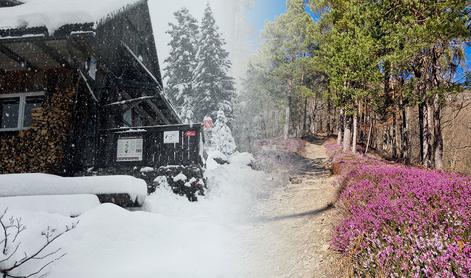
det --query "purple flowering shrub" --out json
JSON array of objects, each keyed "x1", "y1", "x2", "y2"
[{"x1": 325, "y1": 140, "x2": 471, "y2": 277}]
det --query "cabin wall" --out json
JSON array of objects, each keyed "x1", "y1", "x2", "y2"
[{"x1": 0, "y1": 69, "x2": 79, "y2": 174}]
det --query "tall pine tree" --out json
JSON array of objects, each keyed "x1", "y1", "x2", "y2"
[
  {"x1": 193, "y1": 4, "x2": 235, "y2": 122},
  {"x1": 164, "y1": 8, "x2": 199, "y2": 115}
]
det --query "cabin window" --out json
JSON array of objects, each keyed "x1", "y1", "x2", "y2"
[
  {"x1": 87, "y1": 57, "x2": 97, "y2": 80},
  {"x1": 122, "y1": 108, "x2": 144, "y2": 127},
  {"x1": 0, "y1": 92, "x2": 45, "y2": 131}
]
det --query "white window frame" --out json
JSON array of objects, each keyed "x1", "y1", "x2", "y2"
[{"x1": 0, "y1": 91, "x2": 45, "y2": 132}]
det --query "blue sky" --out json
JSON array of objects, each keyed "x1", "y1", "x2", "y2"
[{"x1": 246, "y1": 0, "x2": 285, "y2": 48}]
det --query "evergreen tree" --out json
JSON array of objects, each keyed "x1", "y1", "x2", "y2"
[
  {"x1": 193, "y1": 4, "x2": 235, "y2": 122},
  {"x1": 164, "y1": 8, "x2": 199, "y2": 115},
  {"x1": 212, "y1": 110, "x2": 237, "y2": 156},
  {"x1": 261, "y1": 0, "x2": 318, "y2": 139}
]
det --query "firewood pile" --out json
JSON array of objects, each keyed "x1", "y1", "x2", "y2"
[{"x1": 0, "y1": 89, "x2": 75, "y2": 174}]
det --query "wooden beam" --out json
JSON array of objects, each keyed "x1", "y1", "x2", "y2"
[
  {"x1": 102, "y1": 95, "x2": 157, "y2": 108},
  {"x1": 79, "y1": 70, "x2": 99, "y2": 103},
  {"x1": 117, "y1": 79, "x2": 159, "y2": 90},
  {"x1": 0, "y1": 43, "x2": 37, "y2": 70},
  {"x1": 101, "y1": 123, "x2": 202, "y2": 132},
  {"x1": 120, "y1": 41, "x2": 181, "y2": 123},
  {"x1": 146, "y1": 99, "x2": 171, "y2": 125},
  {"x1": 33, "y1": 40, "x2": 70, "y2": 68},
  {"x1": 121, "y1": 91, "x2": 154, "y2": 126}
]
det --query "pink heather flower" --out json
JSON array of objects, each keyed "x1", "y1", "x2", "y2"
[{"x1": 324, "y1": 140, "x2": 471, "y2": 277}]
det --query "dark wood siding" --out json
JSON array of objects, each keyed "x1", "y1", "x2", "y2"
[{"x1": 98, "y1": 125, "x2": 203, "y2": 169}]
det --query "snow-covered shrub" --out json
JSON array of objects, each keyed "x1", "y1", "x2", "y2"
[
  {"x1": 326, "y1": 141, "x2": 471, "y2": 277},
  {"x1": 182, "y1": 109, "x2": 194, "y2": 124},
  {"x1": 152, "y1": 166, "x2": 206, "y2": 202},
  {"x1": 207, "y1": 150, "x2": 229, "y2": 165},
  {"x1": 212, "y1": 110, "x2": 236, "y2": 157}
]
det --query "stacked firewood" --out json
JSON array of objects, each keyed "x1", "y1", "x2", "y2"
[{"x1": 0, "y1": 89, "x2": 75, "y2": 174}]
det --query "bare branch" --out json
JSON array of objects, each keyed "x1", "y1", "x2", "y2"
[
  {"x1": 1, "y1": 208, "x2": 9, "y2": 255},
  {"x1": 0, "y1": 243, "x2": 20, "y2": 264},
  {"x1": 1, "y1": 213, "x2": 78, "y2": 278}
]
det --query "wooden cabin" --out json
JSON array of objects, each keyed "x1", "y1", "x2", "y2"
[{"x1": 0, "y1": 0, "x2": 203, "y2": 177}]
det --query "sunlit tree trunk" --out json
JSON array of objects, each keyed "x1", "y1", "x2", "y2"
[
  {"x1": 284, "y1": 80, "x2": 293, "y2": 140},
  {"x1": 303, "y1": 96, "x2": 308, "y2": 135},
  {"x1": 423, "y1": 99, "x2": 433, "y2": 168},
  {"x1": 326, "y1": 95, "x2": 332, "y2": 135},
  {"x1": 401, "y1": 106, "x2": 411, "y2": 164},
  {"x1": 343, "y1": 115, "x2": 352, "y2": 152},
  {"x1": 352, "y1": 102, "x2": 358, "y2": 153},
  {"x1": 337, "y1": 108, "x2": 344, "y2": 145},
  {"x1": 365, "y1": 116, "x2": 373, "y2": 154},
  {"x1": 391, "y1": 112, "x2": 398, "y2": 159},
  {"x1": 433, "y1": 94, "x2": 444, "y2": 169}
]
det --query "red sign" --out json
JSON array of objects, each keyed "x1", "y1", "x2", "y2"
[
  {"x1": 185, "y1": 130, "x2": 197, "y2": 137},
  {"x1": 203, "y1": 117, "x2": 213, "y2": 129}
]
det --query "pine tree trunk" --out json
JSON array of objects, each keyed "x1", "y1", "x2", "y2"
[
  {"x1": 284, "y1": 80, "x2": 292, "y2": 140},
  {"x1": 418, "y1": 102, "x2": 425, "y2": 163},
  {"x1": 433, "y1": 95, "x2": 444, "y2": 169},
  {"x1": 326, "y1": 97, "x2": 332, "y2": 135},
  {"x1": 365, "y1": 116, "x2": 373, "y2": 154},
  {"x1": 303, "y1": 96, "x2": 308, "y2": 135},
  {"x1": 343, "y1": 115, "x2": 352, "y2": 152},
  {"x1": 352, "y1": 105, "x2": 358, "y2": 154},
  {"x1": 284, "y1": 105, "x2": 290, "y2": 140},
  {"x1": 337, "y1": 108, "x2": 344, "y2": 145},
  {"x1": 423, "y1": 99, "x2": 433, "y2": 168},
  {"x1": 391, "y1": 112, "x2": 398, "y2": 160},
  {"x1": 401, "y1": 106, "x2": 411, "y2": 164}
]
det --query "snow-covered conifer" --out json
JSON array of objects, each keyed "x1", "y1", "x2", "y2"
[
  {"x1": 212, "y1": 110, "x2": 236, "y2": 156},
  {"x1": 183, "y1": 109, "x2": 194, "y2": 124},
  {"x1": 164, "y1": 8, "x2": 199, "y2": 114},
  {"x1": 193, "y1": 4, "x2": 235, "y2": 122}
]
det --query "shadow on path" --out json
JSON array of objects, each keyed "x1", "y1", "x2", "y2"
[{"x1": 254, "y1": 203, "x2": 334, "y2": 223}]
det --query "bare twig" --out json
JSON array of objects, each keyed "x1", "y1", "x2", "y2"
[
  {"x1": 1, "y1": 208, "x2": 8, "y2": 255},
  {"x1": 1, "y1": 209, "x2": 78, "y2": 278}
]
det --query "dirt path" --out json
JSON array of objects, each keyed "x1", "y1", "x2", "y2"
[{"x1": 241, "y1": 140, "x2": 343, "y2": 277}]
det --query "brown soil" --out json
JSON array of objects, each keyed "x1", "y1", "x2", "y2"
[{"x1": 241, "y1": 139, "x2": 345, "y2": 277}]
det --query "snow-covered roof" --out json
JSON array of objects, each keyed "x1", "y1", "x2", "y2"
[{"x1": 0, "y1": 0, "x2": 143, "y2": 34}]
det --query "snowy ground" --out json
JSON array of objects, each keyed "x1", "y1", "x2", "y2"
[
  {"x1": 1, "y1": 152, "x2": 279, "y2": 278},
  {"x1": 1, "y1": 142, "x2": 342, "y2": 278}
]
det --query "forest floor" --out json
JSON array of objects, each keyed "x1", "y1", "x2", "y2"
[{"x1": 241, "y1": 137, "x2": 344, "y2": 277}]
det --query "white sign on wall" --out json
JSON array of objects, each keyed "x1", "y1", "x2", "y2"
[
  {"x1": 163, "y1": 131, "x2": 180, "y2": 144},
  {"x1": 116, "y1": 136, "x2": 143, "y2": 162}
]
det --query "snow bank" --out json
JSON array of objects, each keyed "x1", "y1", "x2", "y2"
[
  {"x1": 229, "y1": 152, "x2": 254, "y2": 165},
  {"x1": 1, "y1": 152, "x2": 278, "y2": 277},
  {"x1": 0, "y1": 0, "x2": 141, "y2": 34},
  {"x1": 0, "y1": 174, "x2": 147, "y2": 205},
  {"x1": 0, "y1": 194, "x2": 100, "y2": 217},
  {"x1": 145, "y1": 152, "x2": 271, "y2": 223},
  {"x1": 4, "y1": 204, "x2": 239, "y2": 278}
]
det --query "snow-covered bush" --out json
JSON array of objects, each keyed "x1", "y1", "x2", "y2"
[
  {"x1": 182, "y1": 109, "x2": 194, "y2": 124},
  {"x1": 212, "y1": 110, "x2": 236, "y2": 157},
  {"x1": 152, "y1": 166, "x2": 206, "y2": 202}
]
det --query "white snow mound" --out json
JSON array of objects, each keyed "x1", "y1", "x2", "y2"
[
  {"x1": 0, "y1": 173, "x2": 147, "y2": 205},
  {"x1": 0, "y1": 0, "x2": 141, "y2": 34},
  {"x1": 0, "y1": 194, "x2": 100, "y2": 217}
]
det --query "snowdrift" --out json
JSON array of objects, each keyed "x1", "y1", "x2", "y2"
[
  {"x1": 0, "y1": 194, "x2": 100, "y2": 217},
  {"x1": 0, "y1": 0, "x2": 141, "y2": 33},
  {"x1": 0, "y1": 174, "x2": 147, "y2": 205}
]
